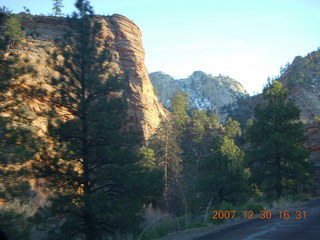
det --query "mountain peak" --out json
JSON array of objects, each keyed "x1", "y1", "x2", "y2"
[{"x1": 149, "y1": 71, "x2": 247, "y2": 111}]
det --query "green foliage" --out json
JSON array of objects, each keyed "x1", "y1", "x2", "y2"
[
  {"x1": 198, "y1": 135, "x2": 248, "y2": 208},
  {"x1": 313, "y1": 116, "x2": 320, "y2": 123},
  {"x1": 0, "y1": 35, "x2": 38, "y2": 240},
  {"x1": 247, "y1": 80, "x2": 311, "y2": 200},
  {"x1": 22, "y1": 7, "x2": 31, "y2": 15},
  {"x1": 296, "y1": 71, "x2": 305, "y2": 84},
  {"x1": 209, "y1": 113, "x2": 221, "y2": 128},
  {"x1": 141, "y1": 221, "x2": 171, "y2": 240},
  {"x1": 138, "y1": 146, "x2": 157, "y2": 169},
  {"x1": 0, "y1": 6, "x2": 12, "y2": 20},
  {"x1": 242, "y1": 202, "x2": 264, "y2": 213},
  {"x1": 288, "y1": 71, "x2": 305, "y2": 86},
  {"x1": 181, "y1": 109, "x2": 219, "y2": 217},
  {"x1": 171, "y1": 92, "x2": 189, "y2": 134},
  {"x1": 0, "y1": 199, "x2": 37, "y2": 240},
  {"x1": 190, "y1": 109, "x2": 211, "y2": 144},
  {"x1": 30, "y1": 1, "x2": 161, "y2": 239},
  {"x1": 293, "y1": 193, "x2": 311, "y2": 201},
  {"x1": 4, "y1": 15, "x2": 26, "y2": 48},
  {"x1": 149, "y1": 119, "x2": 182, "y2": 213},
  {"x1": 224, "y1": 117, "x2": 241, "y2": 138},
  {"x1": 52, "y1": 0, "x2": 63, "y2": 17}
]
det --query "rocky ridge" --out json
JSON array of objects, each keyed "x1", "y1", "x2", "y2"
[
  {"x1": 7, "y1": 14, "x2": 167, "y2": 140},
  {"x1": 228, "y1": 50, "x2": 320, "y2": 194},
  {"x1": 280, "y1": 51, "x2": 320, "y2": 194},
  {"x1": 149, "y1": 71, "x2": 247, "y2": 111},
  {"x1": 280, "y1": 51, "x2": 320, "y2": 123}
]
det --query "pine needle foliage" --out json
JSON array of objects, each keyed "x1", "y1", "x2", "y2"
[
  {"x1": 246, "y1": 80, "x2": 311, "y2": 199},
  {"x1": 0, "y1": 31, "x2": 37, "y2": 240},
  {"x1": 4, "y1": 15, "x2": 25, "y2": 48},
  {"x1": 52, "y1": 0, "x2": 64, "y2": 17},
  {"x1": 32, "y1": 1, "x2": 161, "y2": 239}
]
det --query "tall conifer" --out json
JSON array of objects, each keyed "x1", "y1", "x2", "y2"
[
  {"x1": 0, "y1": 31, "x2": 36, "y2": 240},
  {"x1": 32, "y1": 1, "x2": 160, "y2": 238},
  {"x1": 247, "y1": 80, "x2": 311, "y2": 199},
  {"x1": 52, "y1": 0, "x2": 63, "y2": 17}
]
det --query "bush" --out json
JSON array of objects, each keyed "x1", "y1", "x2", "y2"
[
  {"x1": 313, "y1": 116, "x2": 320, "y2": 124},
  {"x1": 293, "y1": 193, "x2": 311, "y2": 202},
  {"x1": 140, "y1": 221, "x2": 172, "y2": 240},
  {"x1": 242, "y1": 202, "x2": 264, "y2": 214},
  {"x1": 4, "y1": 15, "x2": 26, "y2": 48},
  {"x1": 188, "y1": 221, "x2": 208, "y2": 229},
  {"x1": 270, "y1": 194, "x2": 296, "y2": 208}
]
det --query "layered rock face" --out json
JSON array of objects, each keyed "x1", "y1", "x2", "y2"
[
  {"x1": 280, "y1": 51, "x2": 320, "y2": 124},
  {"x1": 16, "y1": 14, "x2": 166, "y2": 140},
  {"x1": 149, "y1": 71, "x2": 247, "y2": 111}
]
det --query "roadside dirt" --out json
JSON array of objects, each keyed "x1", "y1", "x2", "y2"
[{"x1": 155, "y1": 198, "x2": 316, "y2": 240}]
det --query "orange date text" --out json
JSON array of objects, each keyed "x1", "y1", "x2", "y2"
[{"x1": 211, "y1": 210, "x2": 307, "y2": 220}]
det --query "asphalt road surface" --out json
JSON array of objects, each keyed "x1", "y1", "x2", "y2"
[{"x1": 195, "y1": 198, "x2": 320, "y2": 240}]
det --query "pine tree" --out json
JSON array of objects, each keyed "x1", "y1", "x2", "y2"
[
  {"x1": 0, "y1": 32, "x2": 37, "y2": 240},
  {"x1": 148, "y1": 92, "x2": 187, "y2": 214},
  {"x1": 52, "y1": 0, "x2": 63, "y2": 17},
  {"x1": 224, "y1": 117, "x2": 241, "y2": 139},
  {"x1": 149, "y1": 119, "x2": 182, "y2": 214},
  {"x1": 247, "y1": 80, "x2": 311, "y2": 199},
  {"x1": 171, "y1": 92, "x2": 189, "y2": 135},
  {"x1": 4, "y1": 15, "x2": 26, "y2": 48},
  {"x1": 198, "y1": 135, "x2": 248, "y2": 208},
  {"x1": 181, "y1": 109, "x2": 218, "y2": 218},
  {"x1": 31, "y1": 1, "x2": 160, "y2": 238}
]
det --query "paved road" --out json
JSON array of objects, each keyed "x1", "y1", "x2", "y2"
[{"x1": 196, "y1": 198, "x2": 320, "y2": 240}]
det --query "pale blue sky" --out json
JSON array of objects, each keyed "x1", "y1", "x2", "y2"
[{"x1": 2, "y1": 0, "x2": 320, "y2": 95}]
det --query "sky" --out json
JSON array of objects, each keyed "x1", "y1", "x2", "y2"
[{"x1": 2, "y1": 0, "x2": 320, "y2": 95}]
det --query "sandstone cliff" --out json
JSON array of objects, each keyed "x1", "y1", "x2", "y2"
[
  {"x1": 280, "y1": 51, "x2": 320, "y2": 124},
  {"x1": 7, "y1": 14, "x2": 167, "y2": 140},
  {"x1": 149, "y1": 71, "x2": 247, "y2": 112}
]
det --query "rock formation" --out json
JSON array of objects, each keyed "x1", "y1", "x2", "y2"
[
  {"x1": 280, "y1": 51, "x2": 320, "y2": 124},
  {"x1": 149, "y1": 71, "x2": 247, "y2": 111},
  {"x1": 8, "y1": 14, "x2": 167, "y2": 140},
  {"x1": 279, "y1": 51, "x2": 320, "y2": 194}
]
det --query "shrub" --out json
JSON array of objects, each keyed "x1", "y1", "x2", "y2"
[
  {"x1": 242, "y1": 202, "x2": 264, "y2": 213},
  {"x1": 313, "y1": 116, "x2": 320, "y2": 123},
  {"x1": 4, "y1": 15, "x2": 26, "y2": 48}
]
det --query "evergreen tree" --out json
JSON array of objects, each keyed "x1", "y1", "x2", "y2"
[
  {"x1": 0, "y1": 32, "x2": 36, "y2": 240},
  {"x1": 149, "y1": 119, "x2": 182, "y2": 214},
  {"x1": 171, "y1": 92, "x2": 189, "y2": 135},
  {"x1": 4, "y1": 15, "x2": 25, "y2": 48},
  {"x1": 32, "y1": 1, "x2": 160, "y2": 238},
  {"x1": 148, "y1": 92, "x2": 188, "y2": 214},
  {"x1": 198, "y1": 135, "x2": 248, "y2": 208},
  {"x1": 181, "y1": 109, "x2": 218, "y2": 218},
  {"x1": 52, "y1": 0, "x2": 63, "y2": 17},
  {"x1": 247, "y1": 80, "x2": 311, "y2": 199},
  {"x1": 224, "y1": 117, "x2": 241, "y2": 139}
]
